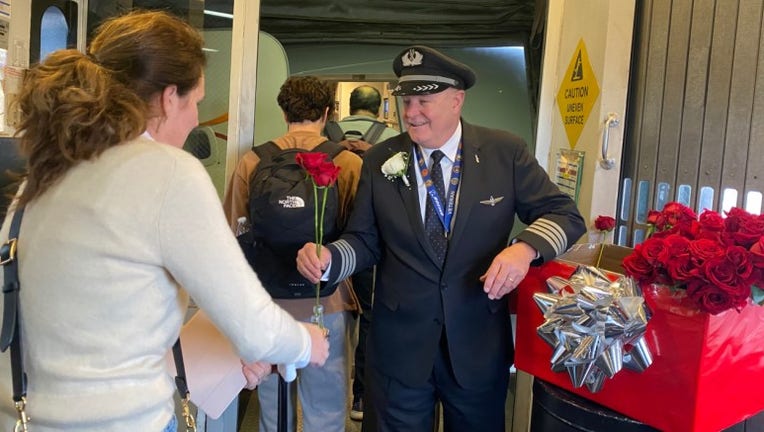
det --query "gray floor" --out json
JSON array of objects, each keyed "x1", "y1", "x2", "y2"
[
  {"x1": 237, "y1": 373, "x2": 517, "y2": 432},
  {"x1": 237, "y1": 386, "x2": 362, "y2": 432},
  {"x1": 234, "y1": 313, "x2": 519, "y2": 431}
]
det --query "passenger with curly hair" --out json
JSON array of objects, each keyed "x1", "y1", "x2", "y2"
[{"x1": 223, "y1": 75, "x2": 362, "y2": 432}]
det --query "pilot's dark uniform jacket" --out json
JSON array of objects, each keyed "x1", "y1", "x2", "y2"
[{"x1": 324, "y1": 45, "x2": 586, "y2": 431}]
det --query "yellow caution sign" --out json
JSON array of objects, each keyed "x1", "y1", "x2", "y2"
[{"x1": 556, "y1": 39, "x2": 600, "y2": 149}]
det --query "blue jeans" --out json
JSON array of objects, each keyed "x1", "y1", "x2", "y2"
[{"x1": 161, "y1": 415, "x2": 177, "y2": 432}]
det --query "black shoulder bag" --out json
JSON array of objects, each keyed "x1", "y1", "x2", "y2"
[{"x1": 0, "y1": 207, "x2": 197, "y2": 431}]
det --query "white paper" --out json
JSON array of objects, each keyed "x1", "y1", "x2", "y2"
[{"x1": 167, "y1": 310, "x2": 246, "y2": 419}]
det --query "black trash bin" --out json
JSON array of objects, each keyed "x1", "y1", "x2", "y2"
[
  {"x1": 530, "y1": 379, "x2": 764, "y2": 432},
  {"x1": 530, "y1": 379, "x2": 658, "y2": 432}
]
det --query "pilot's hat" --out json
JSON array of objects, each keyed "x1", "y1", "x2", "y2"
[{"x1": 391, "y1": 45, "x2": 476, "y2": 96}]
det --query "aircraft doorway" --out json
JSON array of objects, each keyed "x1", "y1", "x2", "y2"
[{"x1": 327, "y1": 79, "x2": 402, "y2": 135}]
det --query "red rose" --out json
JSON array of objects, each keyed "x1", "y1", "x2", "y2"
[
  {"x1": 677, "y1": 220, "x2": 699, "y2": 238},
  {"x1": 696, "y1": 228, "x2": 722, "y2": 243},
  {"x1": 646, "y1": 210, "x2": 666, "y2": 230},
  {"x1": 594, "y1": 216, "x2": 615, "y2": 232},
  {"x1": 686, "y1": 280, "x2": 745, "y2": 315},
  {"x1": 733, "y1": 216, "x2": 764, "y2": 248},
  {"x1": 295, "y1": 152, "x2": 328, "y2": 174},
  {"x1": 698, "y1": 209, "x2": 724, "y2": 233},
  {"x1": 639, "y1": 237, "x2": 667, "y2": 267},
  {"x1": 296, "y1": 152, "x2": 341, "y2": 187},
  {"x1": 751, "y1": 236, "x2": 764, "y2": 269},
  {"x1": 723, "y1": 208, "x2": 764, "y2": 247},
  {"x1": 658, "y1": 235, "x2": 692, "y2": 280},
  {"x1": 725, "y1": 245, "x2": 755, "y2": 281},
  {"x1": 312, "y1": 161, "x2": 341, "y2": 187},
  {"x1": 594, "y1": 215, "x2": 616, "y2": 232},
  {"x1": 662, "y1": 202, "x2": 697, "y2": 227},
  {"x1": 665, "y1": 254, "x2": 698, "y2": 283},
  {"x1": 623, "y1": 247, "x2": 658, "y2": 283},
  {"x1": 661, "y1": 234, "x2": 690, "y2": 257},
  {"x1": 724, "y1": 207, "x2": 754, "y2": 232},
  {"x1": 702, "y1": 250, "x2": 752, "y2": 295},
  {"x1": 688, "y1": 238, "x2": 724, "y2": 265},
  {"x1": 649, "y1": 228, "x2": 676, "y2": 239},
  {"x1": 702, "y1": 257, "x2": 736, "y2": 292}
]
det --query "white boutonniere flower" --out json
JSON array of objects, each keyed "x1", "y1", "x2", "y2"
[{"x1": 381, "y1": 152, "x2": 410, "y2": 187}]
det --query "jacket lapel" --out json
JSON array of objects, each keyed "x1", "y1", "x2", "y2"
[
  {"x1": 392, "y1": 136, "x2": 444, "y2": 267},
  {"x1": 447, "y1": 122, "x2": 482, "y2": 255}
]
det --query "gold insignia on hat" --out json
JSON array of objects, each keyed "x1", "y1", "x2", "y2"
[{"x1": 402, "y1": 48, "x2": 424, "y2": 67}]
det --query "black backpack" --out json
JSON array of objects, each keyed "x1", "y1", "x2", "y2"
[
  {"x1": 324, "y1": 120, "x2": 387, "y2": 146},
  {"x1": 242, "y1": 140, "x2": 346, "y2": 299}
]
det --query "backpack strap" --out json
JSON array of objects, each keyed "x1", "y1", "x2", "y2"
[
  {"x1": 314, "y1": 140, "x2": 346, "y2": 160},
  {"x1": 253, "y1": 140, "x2": 344, "y2": 161},
  {"x1": 362, "y1": 121, "x2": 387, "y2": 145},
  {"x1": 323, "y1": 121, "x2": 345, "y2": 143},
  {"x1": 252, "y1": 141, "x2": 281, "y2": 162}
]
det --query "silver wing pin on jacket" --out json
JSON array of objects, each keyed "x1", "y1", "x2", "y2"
[{"x1": 479, "y1": 195, "x2": 504, "y2": 206}]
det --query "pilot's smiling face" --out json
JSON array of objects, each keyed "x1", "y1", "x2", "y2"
[{"x1": 402, "y1": 87, "x2": 464, "y2": 149}]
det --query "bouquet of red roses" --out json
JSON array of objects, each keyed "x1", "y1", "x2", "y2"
[{"x1": 623, "y1": 202, "x2": 764, "y2": 314}]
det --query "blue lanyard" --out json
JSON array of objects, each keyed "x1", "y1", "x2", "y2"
[{"x1": 414, "y1": 143, "x2": 463, "y2": 235}]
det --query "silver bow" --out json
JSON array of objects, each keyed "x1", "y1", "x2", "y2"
[{"x1": 533, "y1": 265, "x2": 653, "y2": 393}]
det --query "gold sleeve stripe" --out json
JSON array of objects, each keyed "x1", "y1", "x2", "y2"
[{"x1": 525, "y1": 218, "x2": 566, "y2": 255}]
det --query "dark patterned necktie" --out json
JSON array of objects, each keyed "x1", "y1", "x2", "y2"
[{"x1": 425, "y1": 150, "x2": 447, "y2": 264}]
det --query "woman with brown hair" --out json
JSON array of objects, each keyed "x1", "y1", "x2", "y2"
[{"x1": 0, "y1": 10, "x2": 328, "y2": 431}]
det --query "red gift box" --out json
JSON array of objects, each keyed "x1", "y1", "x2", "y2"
[{"x1": 515, "y1": 244, "x2": 764, "y2": 432}]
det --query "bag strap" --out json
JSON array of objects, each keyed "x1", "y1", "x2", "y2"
[
  {"x1": 323, "y1": 121, "x2": 345, "y2": 142},
  {"x1": 252, "y1": 141, "x2": 281, "y2": 162},
  {"x1": 362, "y1": 121, "x2": 387, "y2": 145},
  {"x1": 173, "y1": 338, "x2": 196, "y2": 431},
  {"x1": 252, "y1": 140, "x2": 343, "y2": 164},
  {"x1": 0, "y1": 207, "x2": 197, "y2": 432},
  {"x1": 314, "y1": 140, "x2": 346, "y2": 160},
  {"x1": 0, "y1": 206, "x2": 30, "y2": 430}
]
